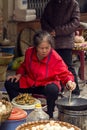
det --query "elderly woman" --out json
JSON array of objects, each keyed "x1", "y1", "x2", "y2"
[{"x1": 5, "y1": 31, "x2": 76, "y2": 118}]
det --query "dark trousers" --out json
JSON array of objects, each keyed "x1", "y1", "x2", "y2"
[
  {"x1": 4, "y1": 80, "x2": 59, "y2": 118},
  {"x1": 56, "y1": 49, "x2": 80, "y2": 93}
]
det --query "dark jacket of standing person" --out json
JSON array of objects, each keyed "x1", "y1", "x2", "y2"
[{"x1": 41, "y1": 0, "x2": 80, "y2": 49}]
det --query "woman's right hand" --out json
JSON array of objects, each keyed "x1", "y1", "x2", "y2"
[
  {"x1": 66, "y1": 80, "x2": 76, "y2": 91},
  {"x1": 7, "y1": 74, "x2": 22, "y2": 82}
]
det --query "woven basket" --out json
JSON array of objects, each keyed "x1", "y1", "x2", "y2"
[
  {"x1": 0, "y1": 52, "x2": 14, "y2": 65},
  {"x1": 0, "y1": 66, "x2": 7, "y2": 81},
  {"x1": 16, "y1": 120, "x2": 81, "y2": 130},
  {"x1": 0, "y1": 100, "x2": 12, "y2": 124}
]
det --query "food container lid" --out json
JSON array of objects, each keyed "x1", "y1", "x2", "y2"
[{"x1": 8, "y1": 107, "x2": 27, "y2": 120}]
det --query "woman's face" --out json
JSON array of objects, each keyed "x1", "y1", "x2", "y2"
[{"x1": 36, "y1": 41, "x2": 51, "y2": 58}]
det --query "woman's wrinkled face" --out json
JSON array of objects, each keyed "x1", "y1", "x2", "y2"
[{"x1": 36, "y1": 41, "x2": 51, "y2": 58}]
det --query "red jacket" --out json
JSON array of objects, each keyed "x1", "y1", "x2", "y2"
[{"x1": 16, "y1": 47, "x2": 74, "y2": 90}]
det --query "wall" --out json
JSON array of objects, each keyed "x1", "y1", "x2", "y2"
[
  {"x1": 1, "y1": 0, "x2": 87, "y2": 43},
  {"x1": 0, "y1": 0, "x2": 3, "y2": 9},
  {"x1": 77, "y1": 0, "x2": 87, "y2": 13},
  {"x1": 1, "y1": 0, "x2": 15, "y2": 42},
  {"x1": 3, "y1": 0, "x2": 14, "y2": 23},
  {"x1": 0, "y1": 0, "x2": 3, "y2": 40}
]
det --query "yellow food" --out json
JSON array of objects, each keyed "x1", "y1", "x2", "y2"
[
  {"x1": 15, "y1": 93, "x2": 35, "y2": 105},
  {"x1": 74, "y1": 35, "x2": 85, "y2": 43}
]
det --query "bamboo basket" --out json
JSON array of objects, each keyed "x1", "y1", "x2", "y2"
[
  {"x1": 0, "y1": 52, "x2": 14, "y2": 81},
  {"x1": 0, "y1": 52, "x2": 14, "y2": 65},
  {"x1": 0, "y1": 100, "x2": 12, "y2": 124},
  {"x1": 16, "y1": 120, "x2": 81, "y2": 130},
  {"x1": 0, "y1": 66, "x2": 7, "y2": 81}
]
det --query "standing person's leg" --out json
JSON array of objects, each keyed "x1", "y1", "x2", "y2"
[{"x1": 56, "y1": 49, "x2": 80, "y2": 95}]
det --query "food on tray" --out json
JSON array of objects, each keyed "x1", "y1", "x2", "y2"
[
  {"x1": 0, "y1": 101, "x2": 6, "y2": 113},
  {"x1": 30, "y1": 120, "x2": 75, "y2": 130},
  {"x1": 74, "y1": 35, "x2": 85, "y2": 43},
  {"x1": 74, "y1": 31, "x2": 85, "y2": 43},
  {"x1": 16, "y1": 120, "x2": 81, "y2": 130},
  {"x1": 73, "y1": 41, "x2": 87, "y2": 50},
  {"x1": 74, "y1": 31, "x2": 87, "y2": 50},
  {"x1": 0, "y1": 100, "x2": 12, "y2": 124},
  {"x1": 32, "y1": 121, "x2": 75, "y2": 130},
  {"x1": 15, "y1": 93, "x2": 35, "y2": 105}
]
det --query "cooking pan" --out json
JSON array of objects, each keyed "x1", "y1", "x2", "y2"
[{"x1": 56, "y1": 97, "x2": 87, "y2": 111}]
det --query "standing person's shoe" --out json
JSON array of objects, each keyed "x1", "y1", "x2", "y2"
[{"x1": 72, "y1": 90, "x2": 80, "y2": 96}]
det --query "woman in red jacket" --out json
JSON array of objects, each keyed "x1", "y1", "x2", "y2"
[{"x1": 5, "y1": 31, "x2": 76, "y2": 118}]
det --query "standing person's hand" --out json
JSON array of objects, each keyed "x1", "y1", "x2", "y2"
[
  {"x1": 7, "y1": 74, "x2": 21, "y2": 82},
  {"x1": 50, "y1": 30, "x2": 56, "y2": 37},
  {"x1": 66, "y1": 81, "x2": 76, "y2": 91}
]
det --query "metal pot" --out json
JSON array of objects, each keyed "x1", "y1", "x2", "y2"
[{"x1": 56, "y1": 97, "x2": 87, "y2": 111}]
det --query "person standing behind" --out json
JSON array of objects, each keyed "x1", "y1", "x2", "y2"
[{"x1": 41, "y1": 0, "x2": 80, "y2": 95}]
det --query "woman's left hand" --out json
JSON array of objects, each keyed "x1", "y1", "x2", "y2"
[
  {"x1": 7, "y1": 74, "x2": 22, "y2": 82},
  {"x1": 66, "y1": 81, "x2": 76, "y2": 91}
]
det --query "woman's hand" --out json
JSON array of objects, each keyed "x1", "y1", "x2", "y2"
[
  {"x1": 66, "y1": 80, "x2": 76, "y2": 91},
  {"x1": 7, "y1": 74, "x2": 22, "y2": 82},
  {"x1": 50, "y1": 30, "x2": 56, "y2": 37}
]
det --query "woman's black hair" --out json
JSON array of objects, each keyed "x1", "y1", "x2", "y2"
[{"x1": 33, "y1": 30, "x2": 55, "y2": 48}]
